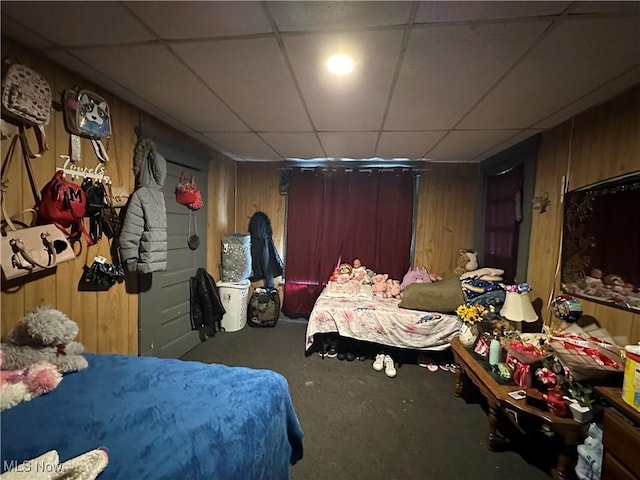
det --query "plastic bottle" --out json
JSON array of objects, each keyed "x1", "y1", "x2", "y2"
[{"x1": 489, "y1": 336, "x2": 501, "y2": 366}]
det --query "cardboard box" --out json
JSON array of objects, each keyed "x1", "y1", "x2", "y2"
[{"x1": 622, "y1": 345, "x2": 640, "y2": 412}]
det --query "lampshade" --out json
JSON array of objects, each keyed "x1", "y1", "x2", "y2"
[{"x1": 500, "y1": 291, "x2": 538, "y2": 322}]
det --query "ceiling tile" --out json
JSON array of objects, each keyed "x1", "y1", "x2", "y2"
[
  {"x1": 171, "y1": 37, "x2": 311, "y2": 132},
  {"x1": 285, "y1": 30, "x2": 404, "y2": 131},
  {"x1": 126, "y1": 1, "x2": 272, "y2": 39},
  {"x1": 376, "y1": 131, "x2": 446, "y2": 159},
  {"x1": 268, "y1": 1, "x2": 411, "y2": 32},
  {"x1": 1, "y1": 1, "x2": 153, "y2": 46},
  {"x1": 535, "y1": 65, "x2": 640, "y2": 130},
  {"x1": 1, "y1": 17, "x2": 53, "y2": 49},
  {"x1": 568, "y1": 1, "x2": 640, "y2": 15},
  {"x1": 427, "y1": 130, "x2": 520, "y2": 162},
  {"x1": 415, "y1": 1, "x2": 570, "y2": 23},
  {"x1": 66, "y1": 44, "x2": 248, "y2": 132},
  {"x1": 460, "y1": 17, "x2": 640, "y2": 129},
  {"x1": 472, "y1": 130, "x2": 543, "y2": 162},
  {"x1": 385, "y1": 21, "x2": 550, "y2": 130},
  {"x1": 317, "y1": 132, "x2": 379, "y2": 159},
  {"x1": 203, "y1": 133, "x2": 282, "y2": 161},
  {"x1": 260, "y1": 133, "x2": 325, "y2": 159}
]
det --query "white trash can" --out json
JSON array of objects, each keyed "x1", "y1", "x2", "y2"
[{"x1": 217, "y1": 279, "x2": 251, "y2": 332}]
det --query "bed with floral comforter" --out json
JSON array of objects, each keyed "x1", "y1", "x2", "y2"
[{"x1": 306, "y1": 287, "x2": 462, "y2": 352}]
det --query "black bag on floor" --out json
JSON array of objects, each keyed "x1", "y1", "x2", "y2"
[{"x1": 247, "y1": 287, "x2": 280, "y2": 328}]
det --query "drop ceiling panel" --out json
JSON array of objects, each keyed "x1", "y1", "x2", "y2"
[
  {"x1": 285, "y1": 30, "x2": 403, "y2": 131},
  {"x1": 67, "y1": 44, "x2": 247, "y2": 132},
  {"x1": 460, "y1": 17, "x2": 640, "y2": 129},
  {"x1": 268, "y1": 1, "x2": 411, "y2": 32},
  {"x1": 127, "y1": 1, "x2": 272, "y2": 39},
  {"x1": 385, "y1": 22, "x2": 549, "y2": 131},
  {"x1": 428, "y1": 130, "x2": 520, "y2": 162},
  {"x1": 568, "y1": 1, "x2": 640, "y2": 15},
  {"x1": 172, "y1": 37, "x2": 311, "y2": 132},
  {"x1": 472, "y1": 130, "x2": 543, "y2": 162},
  {"x1": 415, "y1": 1, "x2": 570, "y2": 23},
  {"x1": 1, "y1": 17, "x2": 53, "y2": 49},
  {"x1": 260, "y1": 133, "x2": 325, "y2": 159},
  {"x1": 1, "y1": 2, "x2": 152, "y2": 46},
  {"x1": 204, "y1": 133, "x2": 281, "y2": 161},
  {"x1": 318, "y1": 132, "x2": 379, "y2": 159},
  {"x1": 376, "y1": 131, "x2": 446, "y2": 159}
]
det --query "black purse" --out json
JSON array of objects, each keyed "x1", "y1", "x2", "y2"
[{"x1": 78, "y1": 247, "x2": 124, "y2": 291}]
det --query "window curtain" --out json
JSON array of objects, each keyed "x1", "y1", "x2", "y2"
[
  {"x1": 282, "y1": 168, "x2": 414, "y2": 318},
  {"x1": 483, "y1": 165, "x2": 523, "y2": 284}
]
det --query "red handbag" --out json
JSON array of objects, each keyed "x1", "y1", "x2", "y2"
[{"x1": 175, "y1": 172, "x2": 202, "y2": 211}]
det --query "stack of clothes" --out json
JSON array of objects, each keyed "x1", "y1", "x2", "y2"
[{"x1": 460, "y1": 267, "x2": 505, "y2": 308}]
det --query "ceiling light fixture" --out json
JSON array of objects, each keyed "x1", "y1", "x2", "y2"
[{"x1": 326, "y1": 54, "x2": 354, "y2": 76}]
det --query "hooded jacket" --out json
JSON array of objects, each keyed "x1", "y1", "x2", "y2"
[
  {"x1": 248, "y1": 211, "x2": 284, "y2": 285},
  {"x1": 119, "y1": 138, "x2": 167, "y2": 273}
]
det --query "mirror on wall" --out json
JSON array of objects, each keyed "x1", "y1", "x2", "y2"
[{"x1": 560, "y1": 171, "x2": 640, "y2": 313}]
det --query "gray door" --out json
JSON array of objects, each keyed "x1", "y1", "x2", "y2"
[{"x1": 138, "y1": 144, "x2": 208, "y2": 358}]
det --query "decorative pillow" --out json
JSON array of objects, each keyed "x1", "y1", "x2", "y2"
[{"x1": 398, "y1": 274, "x2": 464, "y2": 313}]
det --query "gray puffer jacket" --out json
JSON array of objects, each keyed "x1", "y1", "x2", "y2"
[{"x1": 119, "y1": 138, "x2": 167, "y2": 273}]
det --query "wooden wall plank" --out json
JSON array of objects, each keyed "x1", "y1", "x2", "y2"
[{"x1": 529, "y1": 86, "x2": 640, "y2": 343}]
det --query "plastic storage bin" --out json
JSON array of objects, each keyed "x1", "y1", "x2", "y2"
[{"x1": 217, "y1": 279, "x2": 250, "y2": 332}]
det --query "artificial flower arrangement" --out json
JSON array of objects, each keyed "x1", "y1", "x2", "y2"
[{"x1": 455, "y1": 303, "x2": 495, "y2": 326}]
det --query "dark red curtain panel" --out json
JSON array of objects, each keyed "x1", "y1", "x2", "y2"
[
  {"x1": 283, "y1": 168, "x2": 414, "y2": 318},
  {"x1": 483, "y1": 165, "x2": 523, "y2": 283}
]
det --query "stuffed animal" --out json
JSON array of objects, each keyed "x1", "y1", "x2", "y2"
[
  {"x1": 400, "y1": 267, "x2": 431, "y2": 291},
  {"x1": 454, "y1": 249, "x2": 478, "y2": 275},
  {"x1": 352, "y1": 258, "x2": 367, "y2": 283},
  {"x1": 371, "y1": 274, "x2": 389, "y2": 297},
  {"x1": 386, "y1": 279, "x2": 402, "y2": 299},
  {"x1": 0, "y1": 447, "x2": 109, "y2": 480},
  {"x1": 1, "y1": 306, "x2": 88, "y2": 373},
  {"x1": 0, "y1": 350, "x2": 61, "y2": 411}
]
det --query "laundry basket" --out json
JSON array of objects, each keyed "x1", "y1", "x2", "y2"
[{"x1": 217, "y1": 279, "x2": 251, "y2": 332}]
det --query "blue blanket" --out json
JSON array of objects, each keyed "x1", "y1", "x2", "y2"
[{"x1": 1, "y1": 354, "x2": 303, "y2": 479}]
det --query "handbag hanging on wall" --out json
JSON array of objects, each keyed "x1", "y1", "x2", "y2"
[
  {"x1": 1, "y1": 133, "x2": 75, "y2": 284},
  {"x1": 175, "y1": 172, "x2": 203, "y2": 211}
]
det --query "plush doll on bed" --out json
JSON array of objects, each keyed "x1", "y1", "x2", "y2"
[
  {"x1": 1, "y1": 306, "x2": 88, "y2": 373},
  {"x1": 386, "y1": 279, "x2": 402, "y2": 299},
  {"x1": 0, "y1": 350, "x2": 61, "y2": 411},
  {"x1": 371, "y1": 274, "x2": 388, "y2": 297},
  {"x1": 400, "y1": 267, "x2": 431, "y2": 291},
  {"x1": 352, "y1": 258, "x2": 367, "y2": 283},
  {"x1": 454, "y1": 249, "x2": 478, "y2": 276}
]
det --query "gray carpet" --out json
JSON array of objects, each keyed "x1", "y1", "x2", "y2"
[{"x1": 181, "y1": 319, "x2": 554, "y2": 480}]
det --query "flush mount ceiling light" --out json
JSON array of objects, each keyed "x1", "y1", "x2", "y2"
[{"x1": 326, "y1": 54, "x2": 354, "y2": 76}]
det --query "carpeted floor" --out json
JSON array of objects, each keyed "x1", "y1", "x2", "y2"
[{"x1": 181, "y1": 318, "x2": 555, "y2": 480}]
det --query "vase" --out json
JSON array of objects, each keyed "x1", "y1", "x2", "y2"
[{"x1": 459, "y1": 323, "x2": 479, "y2": 348}]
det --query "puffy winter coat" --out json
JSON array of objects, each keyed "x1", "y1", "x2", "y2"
[{"x1": 119, "y1": 138, "x2": 167, "y2": 273}]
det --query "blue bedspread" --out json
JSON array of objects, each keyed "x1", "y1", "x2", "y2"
[{"x1": 1, "y1": 354, "x2": 304, "y2": 479}]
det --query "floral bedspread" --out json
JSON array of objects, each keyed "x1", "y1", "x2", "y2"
[{"x1": 306, "y1": 289, "x2": 462, "y2": 352}]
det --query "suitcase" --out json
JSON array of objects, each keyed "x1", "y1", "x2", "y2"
[{"x1": 247, "y1": 287, "x2": 280, "y2": 328}]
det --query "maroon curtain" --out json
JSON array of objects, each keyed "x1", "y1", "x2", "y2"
[
  {"x1": 282, "y1": 168, "x2": 414, "y2": 318},
  {"x1": 483, "y1": 165, "x2": 523, "y2": 283}
]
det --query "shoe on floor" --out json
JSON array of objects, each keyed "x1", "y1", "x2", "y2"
[
  {"x1": 383, "y1": 355, "x2": 397, "y2": 378},
  {"x1": 372, "y1": 353, "x2": 385, "y2": 371}
]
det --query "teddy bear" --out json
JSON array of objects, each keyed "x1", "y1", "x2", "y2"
[
  {"x1": 371, "y1": 273, "x2": 389, "y2": 297},
  {"x1": 0, "y1": 350, "x2": 61, "y2": 411},
  {"x1": 386, "y1": 279, "x2": 402, "y2": 299},
  {"x1": 454, "y1": 249, "x2": 479, "y2": 275},
  {"x1": 1, "y1": 306, "x2": 88, "y2": 373}
]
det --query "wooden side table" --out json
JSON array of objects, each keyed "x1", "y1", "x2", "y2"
[{"x1": 451, "y1": 336, "x2": 586, "y2": 480}]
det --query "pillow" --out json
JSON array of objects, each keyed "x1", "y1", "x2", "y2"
[{"x1": 398, "y1": 274, "x2": 465, "y2": 313}]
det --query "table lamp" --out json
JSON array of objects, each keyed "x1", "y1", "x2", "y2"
[{"x1": 500, "y1": 291, "x2": 539, "y2": 330}]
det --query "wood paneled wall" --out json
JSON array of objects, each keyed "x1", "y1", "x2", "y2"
[
  {"x1": 1, "y1": 38, "x2": 139, "y2": 353},
  {"x1": 528, "y1": 86, "x2": 640, "y2": 343}
]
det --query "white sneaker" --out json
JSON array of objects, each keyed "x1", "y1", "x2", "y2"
[
  {"x1": 383, "y1": 355, "x2": 397, "y2": 378},
  {"x1": 372, "y1": 353, "x2": 385, "y2": 371}
]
